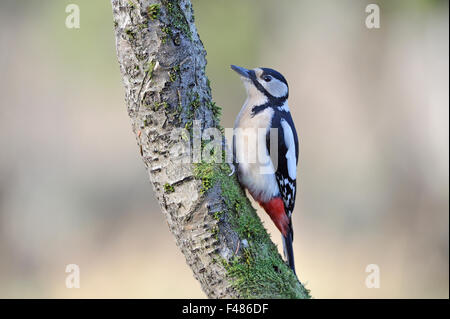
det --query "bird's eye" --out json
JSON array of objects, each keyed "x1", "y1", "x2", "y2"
[{"x1": 262, "y1": 75, "x2": 272, "y2": 82}]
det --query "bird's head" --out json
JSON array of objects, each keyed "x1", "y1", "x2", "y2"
[{"x1": 231, "y1": 65, "x2": 289, "y2": 103}]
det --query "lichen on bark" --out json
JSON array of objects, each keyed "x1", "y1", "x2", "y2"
[{"x1": 111, "y1": 0, "x2": 311, "y2": 298}]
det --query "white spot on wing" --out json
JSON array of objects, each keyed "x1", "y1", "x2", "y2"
[{"x1": 281, "y1": 119, "x2": 297, "y2": 180}]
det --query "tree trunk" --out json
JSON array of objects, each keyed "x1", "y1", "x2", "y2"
[{"x1": 111, "y1": 0, "x2": 310, "y2": 299}]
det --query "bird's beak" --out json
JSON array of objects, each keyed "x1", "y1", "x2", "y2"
[{"x1": 231, "y1": 65, "x2": 250, "y2": 78}]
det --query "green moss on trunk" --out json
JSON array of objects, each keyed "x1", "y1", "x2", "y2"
[{"x1": 194, "y1": 162, "x2": 311, "y2": 299}]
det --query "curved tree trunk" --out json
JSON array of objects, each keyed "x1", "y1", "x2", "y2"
[{"x1": 111, "y1": 0, "x2": 310, "y2": 299}]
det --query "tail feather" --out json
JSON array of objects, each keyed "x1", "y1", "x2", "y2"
[{"x1": 282, "y1": 231, "x2": 296, "y2": 275}]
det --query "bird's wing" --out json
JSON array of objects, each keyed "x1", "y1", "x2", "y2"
[
  {"x1": 268, "y1": 110, "x2": 299, "y2": 270},
  {"x1": 268, "y1": 111, "x2": 299, "y2": 218}
]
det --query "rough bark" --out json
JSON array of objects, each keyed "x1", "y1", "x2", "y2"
[{"x1": 111, "y1": 0, "x2": 311, "y2": 299}]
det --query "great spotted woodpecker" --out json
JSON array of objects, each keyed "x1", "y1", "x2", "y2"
[{"x1": 231, "y1": 65, "x2": 299, "y2": 274}]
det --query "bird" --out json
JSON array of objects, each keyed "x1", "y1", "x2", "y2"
[{"x1": 231, "y1": 65, "x2": 299, "y2": 275}]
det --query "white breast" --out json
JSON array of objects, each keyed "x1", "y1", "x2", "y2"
[{"x1": 234, "y1": 99, "x2": 280, "y2": 202}]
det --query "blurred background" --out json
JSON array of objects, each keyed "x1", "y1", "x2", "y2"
[{"x1": 0, "y1": 0, "x2": 448, "y2": 298}]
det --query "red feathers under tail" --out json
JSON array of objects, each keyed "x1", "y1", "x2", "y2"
[
  {"x1": 258, "y1": 197, "x2": 290, "y2": 237},
  {"x1": 257, "y1": 197, "x2": 296, "y2": 273}
]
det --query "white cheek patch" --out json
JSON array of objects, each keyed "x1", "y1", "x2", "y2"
[
  {"x1": 258, "y1": 78, "x2": 288, "y2": 98},
  {"x1": 280, "y1": 119, "x2": 297, "y2": 180}
]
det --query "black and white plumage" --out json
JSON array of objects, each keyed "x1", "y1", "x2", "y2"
[{"x1": 231, "y1": 65, "x2": 299, "y2": 274}]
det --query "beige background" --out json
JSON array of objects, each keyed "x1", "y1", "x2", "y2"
[{"x1": 0, "y1": 0, "x2": 448, "y2": 298}]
